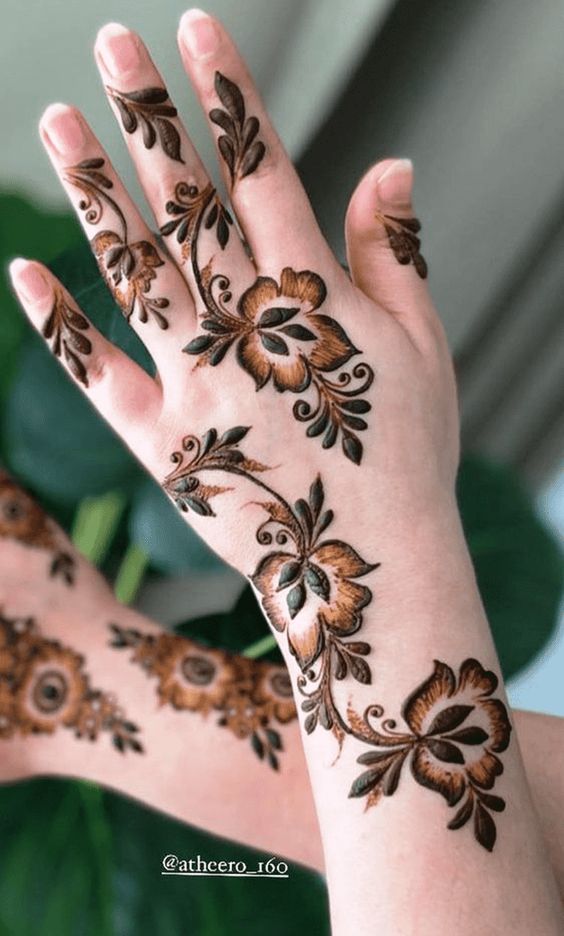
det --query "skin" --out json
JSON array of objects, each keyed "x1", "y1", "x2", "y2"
[
  {"x1": 1, "y1": 485, "x2": 563, "y2": 902},
  {"x1": 7, "y1": 11, "x2": 564, "y2": 934}
]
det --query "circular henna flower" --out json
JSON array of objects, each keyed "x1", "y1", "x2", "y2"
[
  {"x1": 0, "y1": 478, "x2": 54, "y2": 551},
  {"x1": 13, "y1": 643, "x2": 87, "y2": 735},
  {"x1": 252, "y1": 664, "x2": 296, "y2": 724},
  {"x1": 236, "y1": 268, "x2": 357, "y2": 392},
  {"x1": 149, "y1": 635, "x2": 240, "y2": 713}
]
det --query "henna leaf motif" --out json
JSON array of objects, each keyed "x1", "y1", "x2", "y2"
[
  {"x1": 42, "y1": 289, "x2": 92, "y2": 387},
  {"x1": 377, "y1": 212, "x2": 428, "y2": 279},
  {"x1": 210, "y1": 72, "x2": 266, "y2": 183},
  {"x1": 108, "y1": 86, "x2": 184, "y2": 163}
]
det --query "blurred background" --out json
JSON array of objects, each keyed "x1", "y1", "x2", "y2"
[{"x1": 0, "y1": 0, "x2": 563, "y2": 933}]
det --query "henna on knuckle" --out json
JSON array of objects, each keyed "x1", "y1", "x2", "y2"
[
  {"x1": 108, "y1": 622, "x2": 295, "y2": 770},
  {"x1": 64, "y1": 158, "x2": 171, "y2": 330},
  {"x1": 108, "y1": 84, "x2": 185, "y2": 164},
  {"x1": 375, "y1": 211, "x2": 428, "y2": 279}
]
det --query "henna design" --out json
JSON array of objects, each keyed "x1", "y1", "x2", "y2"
[
  {"x1": 159, "y1": 180, "x2": 374, "y2": 462},
  {"x1": 65, "y1": 158, "x2": 170, "y2": 329},
  {"x1": 348, "y1": 659, "x2": 512, "y2": 851},
  {"x1": 162, "y1": 425, "x2": 377, "y2": 745},
  {"x1": 0, "y1": 613, "x2": 142, "y2": 753},
  {"x1": 107, "y1": 86, "x2": 184, "y2": 163},
  {"x1": 109, "y1": 623, "x2": 295, "y2": 770},
  {"x1": 160, "y1": 181, "x2": 233, "y2": 257},
  {"x1": 209, "y1": 72, "x2": 266, "y2": 184},
  {"x1": 42, "y1": 287, "x2": 92, "y2": 387},
  {"x1": 375, "y1": 212, "x2": 428, "y2": 279},
  {"x1": 0, "y1": 476, "x2": 75, "y2": 585}
]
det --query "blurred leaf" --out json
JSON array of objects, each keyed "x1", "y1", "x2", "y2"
[
  {"x1": 0, "y1": 193, "x2": 81, "y2": 410},
  {"x1": 129, "y1": 479, "x2": 224, "y2": 575},
  {"x1": 3, "y1": 339, "x2": 142, "y2": 504},
  {"x1": 457, "y1": 456, "x2": 563, "y2": 679}
]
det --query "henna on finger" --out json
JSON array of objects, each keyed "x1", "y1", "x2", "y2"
[
  {"x1": 0, "y1": 476, "x2": 75, "y2": 585},
  {"x1": 64, "y1": 157, "x2": 171, "y2": 329},
  {"x1": 375, "y1": 211, "x2": 428, "y2": 279},
  {"x1": 107, "y1": 85, "x2": 184, "y2": 163},
  {"x1": 0, "y1": 612, "x2": 142, "y2": 753},
  {"x1": 348, "y1": 659, "x2": 512, "y2": 851},
  {"x1": 109, "y1": 623, "x2": 295, "y2": 770},
  {"x1": 209, "y1": 72, "x2": 266, "y2": 185},
  {"x1": 42, "y1": 287, "x2": 92, "y2": 387}
]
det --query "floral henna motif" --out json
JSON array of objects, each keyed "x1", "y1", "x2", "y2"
[
  {"x1": 64, "y1": 158, "x2": 170, "y2": 329},
  {"x1": 42, "y1": 287, "x2": 92, "y2": 387},
  {"x1": 0, "y1": 613, "x2": 142, "y2": 753},
  {"x1": 375, "y1": 211, "x2": 428, "y2": 279},
  {"x1": 107, "y1": 86, "x2": 184, "y2": 163},
  {"x1": 209, "y1": 72, "x2": 266, "y2": 184},
  {"x1": 348, "y1": 659, "x2": 512, "y2": 851},
  {"x1": 109, "y1": 623, "x2": 295, "y2": 770},
  {"x1": 0, "y1": 476, "x2": 75, "y2": 585},
  {"x1": 162, "y1": 425, "x2": 377, "y2": 745}
]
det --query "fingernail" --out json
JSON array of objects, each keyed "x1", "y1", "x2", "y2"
[
  {"x1": 41, "y1": 105, "x2": 85, "y2": 156},
  {"x1": 180, "y1": 9, "x2": 220, "y2": 60},
  {"x1": 10, "y1": 260, "x2": 51, "y2": 304},
  {"x1": 97, "y1": 23, "x2": 140, "y2": 77},
  {"x1": 377, "y1": 159, "x2": 413, "y2": 204}
]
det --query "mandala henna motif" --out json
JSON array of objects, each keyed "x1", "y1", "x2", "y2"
[
  {"x1": 209, "y1": 72, "x2": 266, "y2": 184},
  {"x1": 109, "y1": 623, "x2": 295, "y2": 770},
  {"x1": 348, "y1": 659, "x2": 512, "y2": 851},
  {"x1": 160, "y1": 176, "x2": 374, "y2": 463},
  {"x1": 162, "y1": 425, "x2": 377, "y2": 746},
  {"x1": 107, "y1": 85, "x2": 184, "y2": 163},
  {"x1": 0, "y1": 613, "x2": 142, "y2": 753},
  {"x1": 64, "y1": 158, "x2": 170, "y2": 329},
  {"x1": 41, "y1": 288, "x2": 92, "y2": 387},
  {"x1": 375, "y1": 211, "x2": 428, "y2": 279},
  {"x1": 0, "y1": 476, "x2": 75, "y2": 585}
]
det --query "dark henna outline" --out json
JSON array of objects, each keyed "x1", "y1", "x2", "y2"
[
  {"x1": 209, "y1": 72, "x2": 266, "y2": 184},
  {"x1": 348, "y1": 659, "x2": 512, "y2": 851},
  {"x1": 108, "y1": 623, "x2": 296, "y2": 770},
  {"x1": 375, "y1": 211, "x2": 428, "y2": 279},
  {"x1": 65, "y1": 158, "x2": 170, "y2": 329},
  {"x1": 42, "y1": 287, "x2": 92, "y2": 387},
  {"x1": 0, "y1": 476, "x2": 76, "y2": 586},
  {"x1": 0, "y1": 612, "x2": 142, "y2": 753},
  {"x1": 161, "y1": 425, "x2": 377, "y2": 746},
  {"x1": 107, "y1": 86, "x2": 184, "y2": 163},
  {"x1": 160, "y1": 182, "x2": 374, "y2": 464}
]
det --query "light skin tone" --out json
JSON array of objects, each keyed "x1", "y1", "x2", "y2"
[
  {"x1": 8, "y1": 10, "x2": 564, "y2": 934},
  {"x1": 1, "y1": 480, "x2": 564, "y2": 900}
]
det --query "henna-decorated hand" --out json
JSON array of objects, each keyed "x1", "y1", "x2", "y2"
[{"x1": 10, "y1": 14, "x2": 456, "y2": 678}]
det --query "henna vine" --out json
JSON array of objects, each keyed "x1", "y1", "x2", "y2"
[
  {"x1": 0, "y1": 613, "x2": 142, "y2": 753},
  {"x1": 375, "y1": 211, "x2": 428, "y2": 279},
  {"x1": 209, "y1": 72, "x2": 266, "y2": 184},
  {"x1": 107, "y1": 86, "x2": 184, "y2": 163},
  {"x1": 159, "y1": 178, "x2": 374, "y2": 462},
  {"x1": 64, "y1": 158, "x2": 170, "y2": 329},
  {"x1": 0, "y1": 476, "x2": 75, "y2": 585},
  {"x1": 42, "y1": 287, "x2": 92, "y2": 387},
  {"x1": 162, "y1": 425, "x2": 377, "y2": 746},
  {"x1": 109, "y1": 624, "x2": 295, "y2": 770},
  {"x1": 348, "y1": 659, "x2": 512, "y2": 851}
]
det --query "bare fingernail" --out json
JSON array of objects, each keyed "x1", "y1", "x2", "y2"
[
  {"x1": 10, "y1": 260, "x2": 51, "y2": 304},
  {"x1": 41, "y1": 104, "x2": 86, "y2": 156},
  {"x1": 377, "y1": 159, "x2": 413, "y2": 204},
  {"x1": 180, "y1": 9, "x2": 220, "y2": 60},
  {"x1": 97, "y1": 23, "x2": 141, "y2": 77}
]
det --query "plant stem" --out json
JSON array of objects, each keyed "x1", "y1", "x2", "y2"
[
  {"x1": 242, "y1": 633, "x2": 277, "y2": 658},
  {"x1": 114, "y1": 544, "x2": 149, "y2": 605},
  {"x1": 71, "y1": 491, "x2": 126, "y2": 566}
]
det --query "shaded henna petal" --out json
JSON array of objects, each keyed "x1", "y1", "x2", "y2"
[
  {"x1": 411, "y1": 742, "x2": 466, "y2": 806},
  {"x1": 279, "y1": 268, "x2": 327, "y2": 309},
  {"x1": 402, "y1": 661, "x2": 456, "y2": 735},
  {"x1": 308, "y1": 314, "x2": 359, "y2": 372}
]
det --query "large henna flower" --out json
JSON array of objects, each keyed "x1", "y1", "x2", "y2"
[
  {"x1": 252, "y1": 477, "x2": 377, "y2": 671},
  {"x1": 13, "y1": 643, "x2": 88, "y2": 735},
  {"x1": 348, "y1": 659, "x2": 512, "y2": 851}
]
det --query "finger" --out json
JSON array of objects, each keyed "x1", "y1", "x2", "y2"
[
  {"x1": 177, "y1": 9, "x2": 345, "y2": 278},
  {"x1": 345, "y1": 159, "x2": 438, "y2": 344},
  {"x1": 39, "y1": 102, "x2": 195, "y2": 373},
  {"x1": 9, "y1": 259, "x2": 160, "y2": 457},
  {"x1": 94, "y1": 22, "x2": 255, "y2": 310}
]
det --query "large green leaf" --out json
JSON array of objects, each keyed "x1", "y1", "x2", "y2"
[{"x1": 457, "y1": 456, "x2": 563, "y2": 679}]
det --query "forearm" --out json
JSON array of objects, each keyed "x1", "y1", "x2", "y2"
[
  {"x1": 278, "y1": 498, "x2": 563, "y2": 934},
  {"x1": 0, "y1": 601, "x2": 320, "y2": 869}
]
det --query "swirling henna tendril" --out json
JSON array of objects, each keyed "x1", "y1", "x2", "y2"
[{"x1": 64, "y1": 158, "x2": 170, "y2": 329}]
